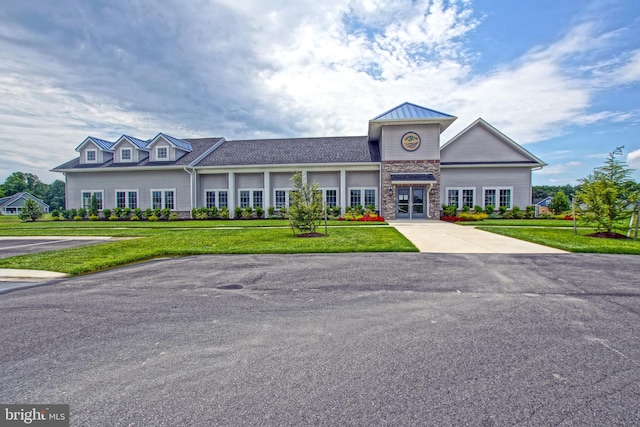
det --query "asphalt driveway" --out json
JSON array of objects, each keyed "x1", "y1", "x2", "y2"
[{"x1": 1, "y1": 253, "x2": 638, "y2": 426}]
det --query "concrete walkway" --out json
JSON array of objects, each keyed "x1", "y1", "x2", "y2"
[{"x1": 389, "y1": 220, "x2": 567, "y2": 254}]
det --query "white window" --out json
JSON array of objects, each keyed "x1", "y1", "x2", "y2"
[
  {"x1": 482, "y1": 187, "x2": 513, "y2": 209},
  {"x1": 81, "y1": 190, "x2": 104, "y2": 209},
  {"x1": 86, "y1": 149, "x2": 97, "y2": 162},
  {"x1": 445, "y1": 187, "x2": 475, "y2": 209},
  {"x1": 204, "y1": 190, "x2": 228, "y2": 208},
  {"x1": 115, "y1": 190, "x2": 138, "y2": 209},
  {"x1": 348, "y1": 188, "x2": 377, "y2": 209},
  {"x1": 120, "y1": 148, "x2": 132, "y2": 161},
  {"x1": 156, "y1": 147, "x2": 168, "y2": 160},
  {"x1": 151, "y1": 189, "x2": 175, "y2": 210},
  {"x1": 238, "y1": 189, "x2": 263, "y2": 208},
  {"x1": 323, "y1": 188, "x2": 338, "y2": 208},
  {"x1": 273, "y1": 189, "x2": 291, "y2": 209}
]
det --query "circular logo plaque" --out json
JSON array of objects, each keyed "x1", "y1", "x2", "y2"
[{"x1": 401, "y1": 132, "x2": 421, "y2": 151}]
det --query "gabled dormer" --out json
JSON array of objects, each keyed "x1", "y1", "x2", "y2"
[
  {"x1": 75, "y1": 137, "x2": 114, "y2": 165},
  {"x1": 112, "y1": 135, "x2": 150, "y2": 163},
  {"x1": 146, "y1": 133, "x2": 193, "y2": 162},
  {"x1": 368, "y1": 102, "x2": 456, "y2": 162}
]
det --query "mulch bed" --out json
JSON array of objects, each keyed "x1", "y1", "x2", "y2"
[
  {"x1": 586, "y1": 232, "x2": 629, "y2": 239},
  {"x1": 296, "y1": 232, "x2": 327, "y2": 238}
]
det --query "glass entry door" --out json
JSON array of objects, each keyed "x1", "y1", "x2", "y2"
[
  {"x1": 396, "y1": 187, "x2": 426, "y2": 219},
  {"x1": 397, "y1": 188, "x2": 410, "y2": 219}
]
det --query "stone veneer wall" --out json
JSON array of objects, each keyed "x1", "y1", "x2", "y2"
[{"x1": 381, "y1": 160, "x2": 441, "y2": 220}]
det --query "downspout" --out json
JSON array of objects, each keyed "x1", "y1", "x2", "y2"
[
  {"x1": 183, "y1": 166, "x2": 196, "y2": 213},
  {"x1": 426, "y1": 183, "x2": 433, "y2": 219}
]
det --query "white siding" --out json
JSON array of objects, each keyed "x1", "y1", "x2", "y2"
[
  {"x1": 380, "y1": 124, "x2": 440, "y2": 161},
  {"x1": 236, "y1": 173, "x2": 263, "y2": 188},
  {"x1": 440, "y1": 167, "x2": 532, "y2": 209},
  {"x1": 347, "y1": 171, "x2": 379, "y2": 187},
  {"x1": 308, "y1": 171, "x2": 339, "y2": 187}
]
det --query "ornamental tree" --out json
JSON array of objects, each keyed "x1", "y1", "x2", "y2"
[
  {"x1": 549, "y1": 190, "x2": 570, "y2": 215},
  {"x1": 288, "y1": 171, "x2": 324, "y2": 235},
  {"x1": 19, "y1": 199, "x2": 43, "y2": 222},
  {"x1": 576, "y1": 146, "x2": 639, "y2": 233}
]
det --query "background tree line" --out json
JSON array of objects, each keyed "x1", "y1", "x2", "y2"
[{"x1": 0, "y1": 172, "x2": 65, "y2": 210}]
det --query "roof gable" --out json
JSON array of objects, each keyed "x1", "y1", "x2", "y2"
[
  {"x1": 113, "y1": 135, "x2": 149, "y2": 150},
  {"x1": 0, "y1": 192, "x2": 48, "y2": 208},
  {"x1": 440, "y1": 118, "x2": 546, "y2": 166},
  {"x1": 75, "y1": 136, "x2": 114, "y2": 152},
  {"x1": 148, "y1": 133, "x2": 193, "y2": 152}
]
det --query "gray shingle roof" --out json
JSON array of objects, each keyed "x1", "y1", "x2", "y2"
[{"x1": 195, "y1": 136, "x2": 379, "y2": 166}]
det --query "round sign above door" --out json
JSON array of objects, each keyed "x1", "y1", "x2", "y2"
[{"x1": 401, "y1": 132, "x2": 421, "y2": 151}]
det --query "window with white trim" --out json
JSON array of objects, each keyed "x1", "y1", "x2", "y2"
[
  {"x1": 151, "y1": 189, "x2": 175, "y2": 210},
  {"x1": 115, "y1": 190, "x2": 138, "y2": 209},
  {"x1": 156, "y1": 147, "x2": 168, "y2": 160},
  {"x1": 482, "y1": 187, "x2": 513, "y2": 209},
  {"x1": 86, "y1": 149, "x2": 97, "y2": 162},
  {"x1": 274, "y1": 189, "x2": 291, "y2": 209},
  {"x1": 81, "y1": 190, "x2": 103, "y2": 209},
  {"x1": 205, "y1": 190, "x2": 228, "y2": 209},
  {"x1": 445, "y1": 187, "x2": 475, "y2": 209},
  {"x1": 120, "y1": 148, "x2": 132, "y2": 161},
  {"x1": 239, "y1": 189, "x2": 263, "y2": 208},
  {"x1": 348, "y1": 188, "x2": 377, "y2": 208},
  {"x1": 323, "y1": 189, "x2": 338, "y2": 208}
]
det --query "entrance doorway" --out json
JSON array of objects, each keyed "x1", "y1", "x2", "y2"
[{"x1": 396, "y1": 186, "x2": 426, "y2": 219}]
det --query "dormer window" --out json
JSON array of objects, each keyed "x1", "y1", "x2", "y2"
[
  {"x1": 157, "y1": 147, "x2": 168, "y2": 160},
  {"x1": 86, "y1": 149, "x2": 97, "y2": 162},
  {"x1": 121, "y1": 148, "x2": 132, "y2": 161}
]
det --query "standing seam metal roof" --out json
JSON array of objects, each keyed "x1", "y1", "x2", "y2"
[{"x1": 372, "y1": 102, "x2": 455, "y2": 121}]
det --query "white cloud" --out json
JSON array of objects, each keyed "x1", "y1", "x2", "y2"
[
  {"x1": 536, "y1": 161, "x2": 583, "y2": 176},
  {"x1": 627, "y1": 149, "x2": 640, "y2": 168}
]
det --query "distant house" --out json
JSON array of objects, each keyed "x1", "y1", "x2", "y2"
[
  {"x1": 52, "y1": 102, "x2": 547, "y2": 219},
  {"x1": 534, "y1": 196, "x2": 553, "y2": 216},
  {"x1": 0, "y1": 192, "x2": 50, "y2": 215}
]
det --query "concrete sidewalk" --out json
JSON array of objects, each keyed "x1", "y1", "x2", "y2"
[{"x1": 389, "y1": 220, "x2": 567, "y2": 254}]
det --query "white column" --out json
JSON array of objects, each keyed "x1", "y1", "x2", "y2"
[
  {"x1": 340, "y1": 169, "x2": 347, "y2": 216},
  {"x1": 264, "y1": 171, "x2": 271, "y2": 210},
  {"x1": 228, "y1": 172, "x2": 236, "y2": 218}
]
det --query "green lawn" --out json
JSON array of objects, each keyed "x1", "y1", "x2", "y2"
[
  {"x1": 0, "y1": 219, "x2": 417, "y2": 275},
  {"x1": 458, "y1": 219, "x2": 577, "y2": 227},
  {"x1": 477, "y1": 226, "x2": 640, "y2": 254}
]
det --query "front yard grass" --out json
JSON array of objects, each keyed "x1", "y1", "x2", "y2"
[
  {"x1": 0, "y1": 221, "x2": 417, "y2": 275},
  {"x1": 477, "y1": 226, "x2": 640, "y2": 254}
]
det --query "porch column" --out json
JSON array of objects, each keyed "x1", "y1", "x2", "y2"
[
  {"x1": 264, "y1": 171, "x2": 271, "y2": 210},
  {"x1": 228, "y1": 172, "x2": 236, "y2": 218},
  {"x1": 340, "y1": 169, "x2": 347, "y2": 216}
]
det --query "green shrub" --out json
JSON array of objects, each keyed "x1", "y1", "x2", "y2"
[
  {"x1": 123, "y1": 207, "x2": 132, "y2": 218},
  {"x1": 109, "y1": 215, "x2": 119, "y2": 221},
  {"x1": 219, "y1": 206, "x2": 230, "y2": 219},
  {"x1": 168, "y1": 212, "x2": 179, "y2": 221},
  {"x1": 153, "y1": 208, "x2": 161, "y2": 218},
  {"x1": 462, "y1": 205, "x2": 471, "y2": 213},
  {"x1": 61, "y1": 210, "x2": 72, "y2": 220},
  {"x1": 234, "y1": 206, "x2": 243, "y2": 218},
  {"x1": 114, "y1": 207, "x2": 122, "y2": 218},
  {"x1": 130, "y1": 215, "x2": 140, "y2": 221},
  {"x1": 70, "y1": 208, "x2": 77, "y2": 218},
  {"x1": 144, "y1": 208, "x2": 153, "y2": 219},
  {"x1": 148, "y1": 215, "x2": 159, "y2": 221},
  {"x1": 103, "y1": 208, "x2": 112, "y2": 218},
  {"x1": 73, "y1": 215, "x2": 83, "y2": 221},
  {"x1": 540, "y1": 213, "x2": 554, "y2": 219},
  {"x1": 89, "y1": 194, "x2": 99, "y2": 217},
  {"x1": 485, "y1": 205, "x2": 495, "y2": 215},
  {"x1": 51, "y1": 209, "x2": 60, "y2": 218},
  {"x1": 441, "y1": 205, "x2": 458, "y2": 216},
  {"x1": 19, "y1": 199, "x2": 43, "y2": 222},
  {"x1": 208, "y1": 206, "x2": 218, "y2": 219},
  {"x1": 458, "y1": 212, "x2": 489, "y2": 221},
  {"x1": 255, "y1": 206, "x2": 264, "y2": 218},
  {"x1": 499, "y1": 206, "x2": 508, "y2": 216},
  {"x1": 268, "y1": 206, "x2": 275, "y2": 217},
  {"x1": 77, "y1": 208, "x2": 87, "y2": 218},
  {"x1": 524, "y1": 205, "x2": 536, "y2": 219},
  {"x1": 332, "y1": 205, "x2": 342, "y2": 218},
  {"x1": 88, "y1": 214, "x2": 99, "y2": 221},
  {"x1": 474, "y1": 205, "x2": 484, "y2": 214},
  {"x1": 134, "y1": 208, "x2": 142, "y2": 218},
  {"x1": 161, "y1": 208, "x2": 171, "y2": 219},
  {"x1": 242, "y1": 207, "x2": 253, "y2": 219}
]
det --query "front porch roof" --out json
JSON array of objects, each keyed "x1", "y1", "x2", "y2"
[{"x1": 390, "y1": 173, "x2": 437, "y2": 184}]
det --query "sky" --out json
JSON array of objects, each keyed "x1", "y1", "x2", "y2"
[{"x1": 0, "y1": 0, "x2": 639, "y2": 186}]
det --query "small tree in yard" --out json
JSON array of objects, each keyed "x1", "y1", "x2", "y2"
[
  {"x1": 288, "y1": 171, "x2": 324, "y2": 235},
  {"x1": 89, "y1": 194, "x2": 99, "y2": 217},
  {"x1": 549, "y1": 190, "x2": 571, "y2": 215},
  {"x1": 576, "y1": 146, "x2": 639, "y2": 233},
  {"x1": 19, "y1": 199, "x2": 42, "y2": 222}
]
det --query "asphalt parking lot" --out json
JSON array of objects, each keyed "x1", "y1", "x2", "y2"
[
  {"x1": 1, "y1": 253, "x2": 639, "y2": 426},
  {"x1": 0, "y1": 236, "x2": 112, "y2": 258}
]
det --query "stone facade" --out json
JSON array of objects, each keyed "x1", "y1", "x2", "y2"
[{"x1": 381, "y1": 160, "x2": 441, "y2": 220}]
